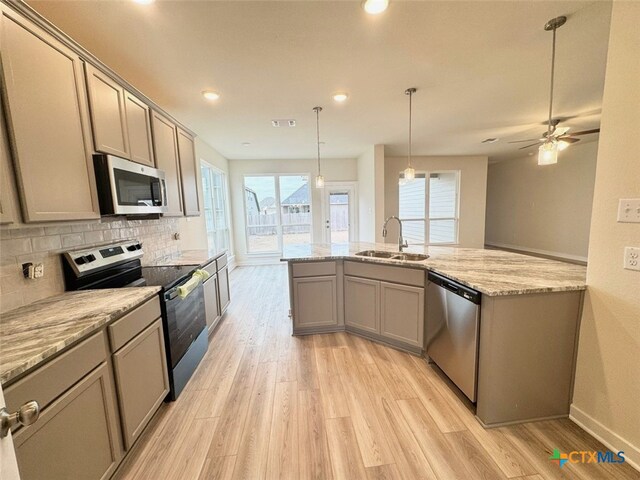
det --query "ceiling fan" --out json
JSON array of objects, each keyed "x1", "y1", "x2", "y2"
[
  {"x1": 509, "y1": 15, "x2": 600, "y2": 165},
  {"x1": 508, "y1": 118, "x2": 600, "y2": 151}
]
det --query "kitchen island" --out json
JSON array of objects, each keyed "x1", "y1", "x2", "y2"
[{"x1": 282, "y1": 243, "x2": 587, "y2": 426}]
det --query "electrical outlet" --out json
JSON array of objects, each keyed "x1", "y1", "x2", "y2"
[
  {"x1": 34, "y1": 263, "x2": 44, "y2": 278},
  {"x1": 617, "y1": 199, "x2": 640, "y2": 223},
  {"x1": 624, "y1": 247, "x2": 640, "y2": 271}
]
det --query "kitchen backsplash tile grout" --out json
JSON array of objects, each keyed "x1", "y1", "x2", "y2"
[{"x1": 0, "y1": 217, "x2": 182, "y2": 313}]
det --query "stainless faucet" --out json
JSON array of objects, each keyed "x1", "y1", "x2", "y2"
[{"x1": 382, "y1": 216, "x2": 408, "y2": 252}]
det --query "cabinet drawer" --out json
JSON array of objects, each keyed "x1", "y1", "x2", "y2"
[
  {"x1": 292, "y1": 261, "x2": 337, "y2": 278},
  {"x1": 203, "y1": 259, "x2": 217, "y2": 277},
  {"x1": 5, "y1": 331, "x2": 107, "y2": 414},
  {"x1": 108, "y1": 296, "x2": 161, "y2": 352},
  {"x1": 216, "y1": 253, "x2": 228, "y2": 271},
  {"x1": 344, "y1": 261, "x2": 424, "y2": 287},
  {"x1": 13, "y1": 362, "x2": 122, "y2": 480}
]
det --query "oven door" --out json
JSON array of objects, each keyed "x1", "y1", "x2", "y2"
[
  {"x1": 163, "y1": 282, "x2": 206, "y2": 369},
  {"x1": 97, "y1": 155, "x2": 168, "y2": 215}
]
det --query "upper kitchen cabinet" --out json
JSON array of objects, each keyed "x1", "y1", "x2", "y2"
[
  {"x1": 176, "y1": 127, "x2": 200, "y2": 216},
  {"x1": 84, "y1": 63, "x2": 130, "y2": 159},
  {"x1": 0, "y1": 99, "x2": 19, "y2": 224},
  {"x1": 0, "y1": 6, "x2": 100, "y2": 222},
  {"x1": 150, "y1": 111, "x2": 183, "y2": 216},
  {"x1": 124, "y1": 91, "x2": 154, "y2": 167},
  {"x1": 85, "y1": 65, "x2": 155, "y2": 167}
]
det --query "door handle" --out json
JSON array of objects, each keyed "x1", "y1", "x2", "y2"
[{"x1": 0, "y1": 400, "x2": 40, "y2": 437}]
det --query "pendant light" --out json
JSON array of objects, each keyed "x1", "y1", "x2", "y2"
[
  {"x1": 404, "y1": 88, "x2": 417, "y2": 180},
  {"x1": 313, "y1": 106, "x2": 325, "y2": 188},
  {"x1": 538, "y1": 16, "x2": 566, "y2": 166}
]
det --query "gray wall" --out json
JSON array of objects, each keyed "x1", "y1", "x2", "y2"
[{"x1": 485, "y1": 141, "x2": 598, "y2": 262}]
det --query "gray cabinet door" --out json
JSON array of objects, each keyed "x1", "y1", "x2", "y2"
[
  {"x1": 124, "y1": 91, "x2": 154, "y2": 167},
  {"x1": 13, "y1": 362, "x2": 122, "y2": 480},
  {"x1": 344, "y1": 276, "x2": 380, "y2": 334},
  {"x1": 380, "y1": 281, "x2": 424, "y2": 347},
  {"x1": 0, "y1": 7, "x2": 99, "y2": 222},
  {"x1": 84, "y1": 63, "x2": 130, "y2": 158},
  {"x1": 176, "y1": 128, "x2": 200, "y2": 216},
  {"x1": 151, "y1": 111, "x2": 183, "y2": 216},
  {"x1": 204, "y1": 275, "x2": 221, "y2": 335},
  {"x1": 0, "y1": 106, "x2": 18, "y2": 224},
  {"x1": 218, "y1": 265, "x2": 231, "y2": 315},
  {"x1": 112, "y1": 318, "x2": 169, "y2": 450},
  {"x1": 293, "y1": 276, "x2": 338, "y2": 328}
]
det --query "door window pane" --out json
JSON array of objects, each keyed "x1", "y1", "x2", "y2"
[
  {"x1": 283, "y1": 225, "x2": 311, "y2": 246},
  {"x1": 329, "y1": 193, "x2": 349, "y2": 243}
]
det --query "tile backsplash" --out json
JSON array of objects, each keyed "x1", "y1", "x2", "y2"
[{"x1": 0, "y1": 217, "x2": 181, "y2": 313}]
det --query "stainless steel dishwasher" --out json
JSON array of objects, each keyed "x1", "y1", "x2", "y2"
[{"x1": 426, "y1": 272, "x2": 482, "y2": 402}]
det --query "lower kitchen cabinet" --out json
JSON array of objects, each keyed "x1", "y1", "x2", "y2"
[
  {"x1": 380, "y1": 281, "x2": 424, "y2": 347},
  {"x1": 218, "y1": 265, "x2": 231, "y2": 315},
  {"x1": 12, "y1": 363, "x2": 121, "y2": 480},
  {"x1": 112, "y1": 318, "x2": 169, "y2": 450},
  {"x1": 344, "y1": 276, "x2": 380, "y2": 334},
  {"x1": 292, "y1": 276, "x2": 338, "y2": 329},
  {"x1": 203, "y1": 274, "x2": 221, "y2": 335}
]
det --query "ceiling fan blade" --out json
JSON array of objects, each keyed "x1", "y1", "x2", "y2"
[
  {"x1": 571, "y1": 128, "x2": 600, "y2": 136},
  {"x1": 554, "y1": 126, "x2": 570, "y2": 136},
  {"x1": 558, "y1": 136, "x2": 580, "y2": 144},
  {"x1": 508, "y1": 139, "x2": 541, "y2": 144},
  {"x1": 519, "y1": 142, "x2": 541, "y2": 150}
]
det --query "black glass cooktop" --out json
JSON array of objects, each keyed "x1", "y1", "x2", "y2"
[{"x1": 140, "y1": 265, "x2": 198, "y2": 290}]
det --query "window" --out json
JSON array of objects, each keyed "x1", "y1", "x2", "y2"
[
  {"x1": 399, "y1": 171, "x2": 459, "y2": 245},
  {"x1": 201, "y1": 162, "x2": 230, "y2": 254},
  {"x1": 244, "y1": 174, "x2": 311, "y2": 253}
]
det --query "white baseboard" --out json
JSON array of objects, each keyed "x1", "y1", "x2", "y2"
[
  {"x1": 570, "y1": 404, "x2": 640, "y2": 472},
  {"x1": 485, "y1": 242, "x2": 588, "y2": 264}
]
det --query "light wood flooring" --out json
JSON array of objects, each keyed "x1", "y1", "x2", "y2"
[{"x1": 114, "y1": 265, "x2": 639, "y2": 480}]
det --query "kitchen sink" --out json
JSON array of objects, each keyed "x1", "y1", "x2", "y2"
[
  {"x1": 391, "y1": 252, "x2": 429, "y2": 262},
  {"x1": 355, "y1": 250, "x2": 397, "y2": 259},
  {"x1": 355, "y1": 250, "x2": 429, "y2": 262}
]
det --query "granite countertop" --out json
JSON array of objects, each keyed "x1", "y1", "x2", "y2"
[
  {"x1": 0, "y1": 287, "x2": 161, "y2": 385},
  {"x1": 149, "y1": 249, "x2": 223, "y2": 267},
  {"x1": 281, "y1": 243, "x2": 587, "y2": 297}
]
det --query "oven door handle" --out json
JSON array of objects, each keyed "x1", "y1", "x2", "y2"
[{"x1": 176, "y1": 269, "x2": 210, "y2": 299}]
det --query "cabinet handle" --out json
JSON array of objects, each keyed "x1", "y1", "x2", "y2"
[{"x1": 0, "y1": 400, "x2": 40, "y2": 438}]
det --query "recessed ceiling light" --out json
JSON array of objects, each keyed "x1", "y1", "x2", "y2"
[
  {"x1": 363, "y1": 0, "x2": 389, "y2": 15},
  {"x1": 333, "y1": 93, "x2": 349, "y2": 103},
  {"x1": 133, "y1": 0, "x2": 154, "y2": 5},
  {"x1": 241, "y1": 142, "x2": 251, "y2": 147},
  {"x1": 272, "y1": 119, "x2": 296, "y2": 127},
  {"x1": 481, "y1": 138, "x2": 499, "y2": 144},
  {"x1": 202, "y1": 90, "x2": 220, "y2": 101}
]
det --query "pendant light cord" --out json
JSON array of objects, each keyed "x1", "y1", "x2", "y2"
[
  {"x1": 408, "y1": 90, "x2": 413, "y2": 168},
  {"x1": 315, "y1": 107, "x2": 321, "y2": 175},
  {"x1": 547, "y1": 26, "x2": 556, "y2": 138}
]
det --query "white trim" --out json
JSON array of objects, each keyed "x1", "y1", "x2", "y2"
[
  {"x1": 570, "y1": 404, "x2": 640, "y2": 472},
  {"x1": 485, "y1": 242, "x2": 588, "y2": 264}
]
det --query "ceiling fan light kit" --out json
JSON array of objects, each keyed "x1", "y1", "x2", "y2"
[{"x1": 404, "y1": 87, "x2": 417, "y2": 181}]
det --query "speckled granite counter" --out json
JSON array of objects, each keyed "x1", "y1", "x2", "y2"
[
  {"x1": 281, "y1": 243, "x2": 586, "y2": 296},
  {"x1": 0, "y1": 287, "x2": 161, "y2": 385},
  {"x1": 150, "y1": 249, "x2": 222, "y2": 267}
]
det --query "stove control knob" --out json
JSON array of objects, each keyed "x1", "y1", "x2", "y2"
[
  {"x1": 85, "y1": 254, "x2": 96, "y2": 263},
  {"x1": 74, "y1": 257, "x2": 86, "y2": 265},
  {"x1": 127, "y1": 245, "x2": 137, "y2": 252},
  {"x1": 136, "y1": 243, "x2": 142, "y2": 250}
]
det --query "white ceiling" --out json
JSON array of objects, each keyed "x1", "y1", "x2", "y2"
[{"x1": 28, "y1": 0, "x2": 612, "y2": 162}]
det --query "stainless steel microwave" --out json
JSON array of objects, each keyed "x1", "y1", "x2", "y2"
[{"x1": 93, "y1": 154, "x2": 168, "y2": 215}]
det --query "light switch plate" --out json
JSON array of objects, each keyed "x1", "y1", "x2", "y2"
[
  {"x1": 617, "y1": 199, "x2": 640, "y2": 223},
  {"x1": 624, "y1": 247, "x2": 640, "y2": 271}
]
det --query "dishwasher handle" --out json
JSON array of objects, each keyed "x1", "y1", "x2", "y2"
[
  {"x1": 442, "y1": 281, "x2": 459, "y2": 294},
  {"x1": 428, "y1": 272, "x2": 482, "y2": 305}
]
